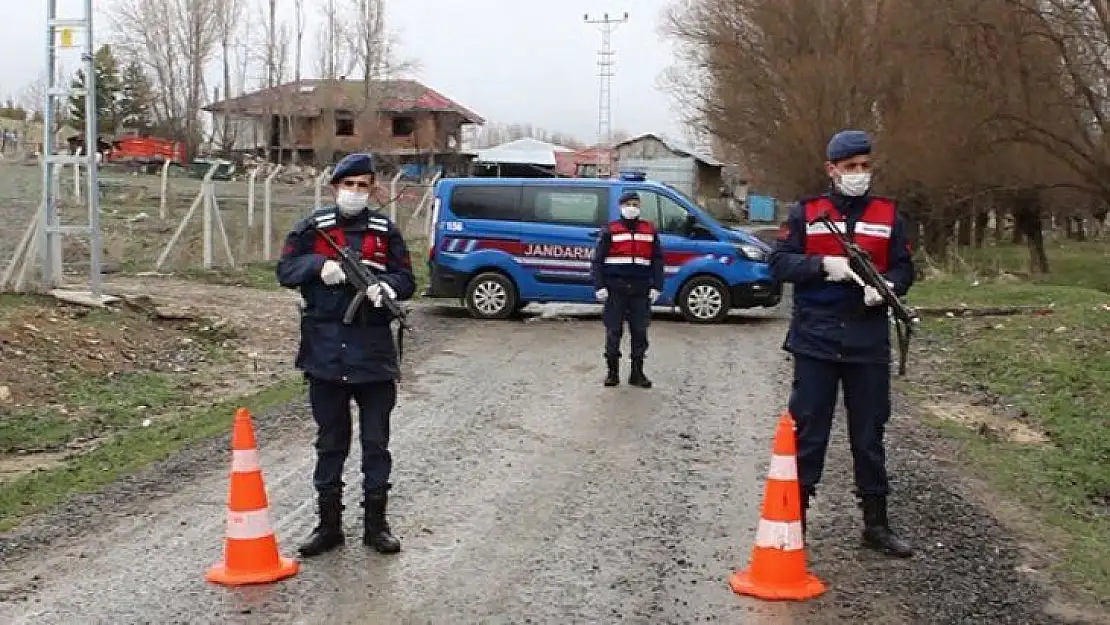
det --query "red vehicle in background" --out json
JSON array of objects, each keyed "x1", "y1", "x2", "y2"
[
  {"x1": 107, "y1": 135, "x2": 186, "y2": 164},
  {"x1": 67, "y1": 133, "x2": 186, "y2": 165}
]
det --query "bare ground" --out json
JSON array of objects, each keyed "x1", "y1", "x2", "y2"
[
  {"x1": 1, "y1": 301, "x2": 1105, "y2": 624},
  {"x1": 0, "y1": 276, "x2": 301, "y2": 481}
]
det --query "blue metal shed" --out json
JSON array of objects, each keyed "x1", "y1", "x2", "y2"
[{"x1": 747, "y1": 194, "x2": 777, "y2": 222}]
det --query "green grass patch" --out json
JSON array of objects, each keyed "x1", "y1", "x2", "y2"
[
  {"x1": 0, "y1": 376, "x2": 306, "y2": 532},
  {"x1": 929, "y1": 240, "x2": 1110, "y2": 294},
  {"x1": 0, "y1": 293, "x2": 56, "y2": 322},
  {"x1": 0, "y1": 372, "x2": 187, "y2": 453},
  {"x1": 907, "y1": 266, "x2": 1110, "y2": 597},
  {"x1": 174, "y1": 261, "x2": 283, "y2": 291}
]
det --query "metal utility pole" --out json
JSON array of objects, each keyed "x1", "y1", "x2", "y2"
[
  {"x1": 42, "y1": 0, "x2": 104, "y2": 299},
  {"x1": 585, "y1": 11, "x2": 628, "y2": 177}
]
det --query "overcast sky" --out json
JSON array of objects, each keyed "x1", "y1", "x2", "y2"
[{"x1": 0, "y1": 0, "x2": 690, "y2": 144}]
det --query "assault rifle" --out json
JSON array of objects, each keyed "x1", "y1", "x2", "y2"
[
  {"x1": 808, "y1": 213, "x2": 919, "y2": 375},
  {"x1": 310, "y1": 225, "x2": 411, "y2": 361}
]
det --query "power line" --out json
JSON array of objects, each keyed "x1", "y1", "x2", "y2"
[{"x1": 584, "y1": 11, "x2": 628, "y2": 176}]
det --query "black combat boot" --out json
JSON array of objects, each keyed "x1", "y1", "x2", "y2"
[
  {"x1": 860, "y1": 495, "x2": 914, "y2": 558},
  {"x1": 604, "y1": 358, "x2": 620, "y2": 387},
  {"x1": 629, "y1": 358, "x2": 652, "y2": 388},
  {"x1": 363, "y1": 493, "x2": 401, "y2": 554},
  {"x1": 298, "y1": 495, "x2": 345, "y2": 557}
]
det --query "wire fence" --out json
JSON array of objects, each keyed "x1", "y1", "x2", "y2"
[{"x1": 0, "y1": 160, "x2": 439, "y2": 292}]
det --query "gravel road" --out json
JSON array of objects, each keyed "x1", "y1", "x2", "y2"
[{"x1": 0, "y1": 302, "x2": 1095, "y2": 624}]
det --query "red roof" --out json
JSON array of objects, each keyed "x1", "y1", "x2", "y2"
[
  {"x1": 202, "y1": 79, "x2": 485, "y2": 124},
  {"x1": 554, "y1": 146, "x2": 617, "y2": 176}
]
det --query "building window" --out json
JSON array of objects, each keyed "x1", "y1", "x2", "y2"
[
  {"x1": 392, "y1": 116, "x2": 415, "y2": 136},
  {"x1": 335, "y1": 111, "x2": 354, "y2": 137}
]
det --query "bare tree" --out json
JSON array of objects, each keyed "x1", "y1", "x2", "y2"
[
  {"x1": 215, "y1": 0, "x2": 244, "y2": 154},
  {"x1": 325, "y1": 0, "x2": 416, "y2": 160},
  {"x1": 663, "y1": 0, "x2": 1092, "y2": 269},
  {"x1": 293, "y1": 0, "x2": 305, "y2": 83},
  {"x1": 266, "y1": 0, "x2": 277, "y2": 88},
  {"x1": 110, "y1": 0, "x2": 221, "y2": 156},
  {"x1": 314, "y1": 0, "x2": 347, "y2": 79}
]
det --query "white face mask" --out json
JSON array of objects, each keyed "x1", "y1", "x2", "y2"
[
  {"x1": 835, "y1": 172, "x2": 872, "y2": 197},
  {"x1": 336, "y1": 189, "x2": 369, "y2": 216},
  {"x1": 620, "y1": 204, "x2": 641, "y2": 220}
]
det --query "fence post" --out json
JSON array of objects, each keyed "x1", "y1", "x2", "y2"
[
  {"x1": 73, "y1": 146, "x2": 82, "y2": 204},
  {"x1": 411, "y1": 171, "x2": 442, "y2": 223},
  {"x1": 263, "y1": 165, "x2": 283, "y2": 261},
  {"x1": 156, "y1": 162, "x2": 218, "y2": 272},
  {"x1": 247, "y1": 165, "x2": 263, "y2": 227},
  {"x1": 159, "y1": 160, "x2": 172, "y2": 219},
  {"x1": 202, "y1": 165, "x2": 218, "y2": 268},
  {"x1": 315, "y1": 167, "x2": 331, "y2": 210},
  {"x1": 389, "y1": 171, "x2": 403, "y2": 223}
]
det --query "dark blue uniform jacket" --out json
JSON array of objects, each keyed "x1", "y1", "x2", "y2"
[
  {"x1": 770, "y1": 192, "x2": 915, "y2": 364},
  {"x1": 276, "y1": 207, "x2": 416, "y2": 383}
]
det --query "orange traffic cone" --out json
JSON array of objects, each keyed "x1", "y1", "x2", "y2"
[
  {"x1": 205, "y1": 407, "x2": 299, "y2": 586},
  {"x1": 729, "y1": 411, "x2": 826, "y2": 601}
]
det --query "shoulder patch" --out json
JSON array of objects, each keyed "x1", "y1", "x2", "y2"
[
  {"x1": 310, "y1": 208, "x2": 338, "y2": 230},
  {"x1": 366, "y1": 210, "x2": 393, "y2": 232}
]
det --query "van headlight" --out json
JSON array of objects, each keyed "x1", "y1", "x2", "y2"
[{"x1": 734, "y1": 243, "x2": 768, "y2": 262}]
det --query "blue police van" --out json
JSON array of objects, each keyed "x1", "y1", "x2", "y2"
[{"x1": 423, "y1": 172, "x2": 780, "y2": 323}]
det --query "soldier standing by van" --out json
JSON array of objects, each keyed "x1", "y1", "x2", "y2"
[
  {"x1": 276, "y1": 153, "x2": 416, "y2": 558},
  {"x1": 591, "y1": 191, "x2": 665, "y2": 388}
]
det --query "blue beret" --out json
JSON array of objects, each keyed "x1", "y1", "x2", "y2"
[
  {"x1": 826, "y1": 130, "x2": 872, "y2": 162},
  {"x1": 330, "y1": 153, "x2": 375, "y2": 184},
  {"x1": 619, "y1": 191, "x2": 641, "y2": 205}
]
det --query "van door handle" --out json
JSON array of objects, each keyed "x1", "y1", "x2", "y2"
[{"x1": 587, "y1": 230, "x2": 599, "y2": 238}]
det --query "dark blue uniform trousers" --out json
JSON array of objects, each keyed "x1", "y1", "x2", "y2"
[
  {"x1": 307, "y1": 376, "x2": 396, "y2": 498},
  {"x1": 788, "y1": 354, "x2": 891, "y2": 497},
  {"x1": 602, "y1": 281, "x2": 651, "y2": 360}
]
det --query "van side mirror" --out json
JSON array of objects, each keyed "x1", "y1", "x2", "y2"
[
  {"x1": 685, "y1": 216, "x2": 716, "y2": 240},
  {"x1": 683, "y1": 214, "x2": 697, "y2": 235}
]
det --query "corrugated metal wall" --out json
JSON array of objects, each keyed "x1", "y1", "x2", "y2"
[{"x1": 618, "y1": 157, "x2": 697, "y2": 197}]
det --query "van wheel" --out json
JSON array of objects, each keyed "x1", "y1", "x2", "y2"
[
  {"x1": 678, "y1": 276, "x2": 731, "y2": 323},
  {"x1": 464, "y1": 272, "x2": 518, "y2": 320}
]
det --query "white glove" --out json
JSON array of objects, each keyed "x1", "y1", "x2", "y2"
[
  {"x1": 320, "y1": 259, "x2": 346, "y2": 285},
  {"x1": 863, "y1": 286, "x2": 884, "y2": 307},
  {"x1": 820, "y1": 256, "x2": 864, "y2": 285},
  {"x1": 595, "y1": 288, "x2": 608, "y2": 302},
  {"x1": 649, "y1": 289, "x2": 660, "y2": 304},
  {"x1": 366, "y1": 281, "x2": 397, "y2": 308},
  {"x1": 863, "y1": 280, "x2": 896, "y2": 307}
]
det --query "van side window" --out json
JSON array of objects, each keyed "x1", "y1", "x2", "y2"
[
  {"x1": 637, "y1": 190, "x2": 691, "y2": 235},
  {"x1": 524, "y1": 186, "x2": 608, "y2": 227},
  {"x1": 450, "y1": 186, "x2": 524, "y2": 221}
]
